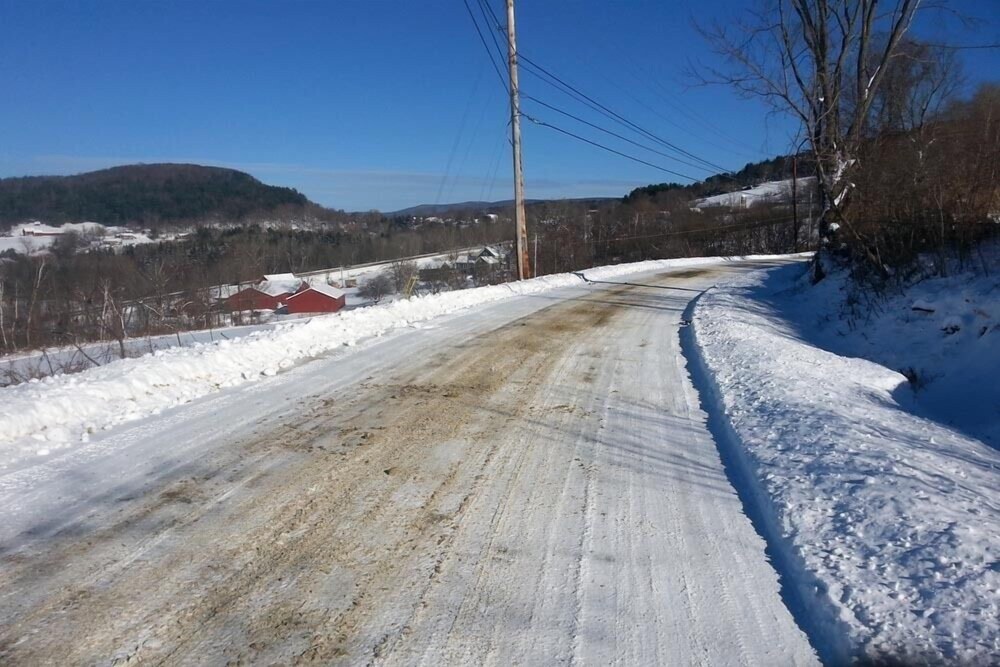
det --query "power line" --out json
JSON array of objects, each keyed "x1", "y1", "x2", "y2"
[
  {"x1": 475, "y1": 0, "x2": 508, "y2": 66},
  {"x1": 461, "y1": 0, "x2": 507, "y2": 91},
  {"x1": 522, "y1": 112, "x2": 700, "y2": 181},
  {"x1": 435, "y1": 63, "x2": 487, "y2": 205},
  {"x1": 596, "y1": 70, "x2": 761, "y2": 160},
  {"x1": 472, "y1": 0, "x2": 732, "y2": 175},
  {"x1": 517, "y1": 54, "x2": 732, "y2": 174},
  {"x1": 476, "y1": 0, "x2": 506, "y2": 36},
  {"x1": 467, "y1": 1, "x2": 756, "y2": 195},
  {"x1": 446, "y1": 81, "x2": 498, "y2": 203},
  {"x1": 587, "y1": 29, "x2": 763, "y2": 156},
  {"x1": 479, "y1": 123, "x2": 508, "y2": 201},
  {"x1": 924, "y1": 42, "x2": 1000, "y2": 50},
  {"x1": 522, "y1": 93, "x2": 718, "y2": 174}
]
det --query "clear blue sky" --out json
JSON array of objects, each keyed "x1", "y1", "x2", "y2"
[{"x1": 0, "y1": 0, "x2": 996, "y2": 212}]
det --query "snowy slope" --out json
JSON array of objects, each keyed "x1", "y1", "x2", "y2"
[
  {"x1": 784, "y1": 262, "x2": 1000, "y2": 448},
  {"x1": 691, "y1": 262, "x2": 1000, "y2": 664},
  {"x1": 694, "y1": 177, "x2": 815, "y2": 209}
]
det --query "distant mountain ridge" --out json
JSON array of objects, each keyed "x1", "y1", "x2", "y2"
[
  {"x1": 0, "y1": 163, "x2": 325, "y2": 230},
  {"x1": 391, "y1": 197, "x2": 614, "y2": 217}
]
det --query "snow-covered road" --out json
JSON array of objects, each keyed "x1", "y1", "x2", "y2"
[{"x1": 0, "y1": 261, "x2": 818, "y2": 665}]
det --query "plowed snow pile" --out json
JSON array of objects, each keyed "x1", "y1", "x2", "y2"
[{"x1": 692, "y1": 261, "x2": 1000, "y2": 664}]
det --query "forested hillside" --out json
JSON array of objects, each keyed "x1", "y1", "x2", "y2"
[
  {"x1": 0, "y1": 164, "x2": 328, "y2": 229},
  {"x1": 624, "y1": 153, "x2": 816, "y2": 204}
]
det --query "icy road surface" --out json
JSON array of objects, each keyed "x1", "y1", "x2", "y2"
[{"x1": 0, "y1": 262, "x2": 817, "y2": 665}]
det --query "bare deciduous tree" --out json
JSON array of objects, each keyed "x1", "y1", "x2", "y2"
[
  {"x1": 867, "y1": 38, "x2": 962, "y2": 134},
  {"x1": 24, "y1": 254, "x2": 48, "y2": 349},
  {"x1": 358, "y1": 272, "x2": 393, "y2": 304},
  {"x1": 388, "y1": 259, "x2": 418, "y2": 293},
  {"x1": 697, "y1": 0, "x2": 922, "y2": 276}
]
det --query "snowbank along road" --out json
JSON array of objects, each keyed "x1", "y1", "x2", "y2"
[{"x1": 0, "y1": 260, "x2": 819, "y2": 665}]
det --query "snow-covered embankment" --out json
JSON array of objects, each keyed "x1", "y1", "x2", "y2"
[{"x1": 689, "y1": 263, "x2": 1000, "y2": 664}]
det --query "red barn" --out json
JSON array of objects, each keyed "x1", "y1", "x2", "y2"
[
  {"x1": 224, "y1": 274, "x2": 303, "y2": 312},
  {"x1": 224, "y1": 287, "x2": 287, "y2": 312},
  {"x1": 285, "y1": 283, "x2": 346, "y2": 314}
]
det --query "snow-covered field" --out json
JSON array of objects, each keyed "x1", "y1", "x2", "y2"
[
  {"x1": 694, "y1": 177, "x2": 815, "y2": 209},
  {"x1": 690, "y1": 260, "x2": 1000, "y2": 664},
  {"x1": 0, "y1": 221, "x2": 162, "y2": 254},
  {"x1": 0, "y1": 256, "x2": 735, "y2": 471}
]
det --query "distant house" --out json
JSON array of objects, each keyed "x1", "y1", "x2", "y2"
[
  {"x1": 473, "y1": 253, "x2": 503, "y2": 283},
  {"x1": 419, "y1": 260, "x2": 454, "y2": 283},
  {"x1": 224, "y1": 273, "x2": 304, "y2": 312},
  {"x1": 478, "y1": 246, "x2": 503, "y2": 261},
  {"x1": 476, "y1": 254, "x2": 500, "y2": 268},
  {"x1": 454, "y1": 253, "x2": 476, "y2": 273},
  {"x1": 285, "y1": 283, "x2": 346, "y2": 314}
]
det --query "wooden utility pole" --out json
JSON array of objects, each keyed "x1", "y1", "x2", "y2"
[{"x1": 505, "y1": 0, "x2": 530, "y2": 280}]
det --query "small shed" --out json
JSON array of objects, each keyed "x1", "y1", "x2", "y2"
[{"x1": 285, "y1": 283, "x2": 346, "y2": 314}]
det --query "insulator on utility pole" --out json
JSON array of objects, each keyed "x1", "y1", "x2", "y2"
[{"x1": 505, "y1": 0, "x2": 531, "y2": 280}]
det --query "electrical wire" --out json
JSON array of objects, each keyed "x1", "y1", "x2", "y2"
[
  {"x1": 446, "y1": 81, "x2": 498, "y2": 203},
  {"x1": 473, "y1": 0, "x2": 732, "y2": 175},
  {"x1": 475, "y1": 0, "x2": 509, "y2": 68},
  {"x1": 924, "y1": 43, "x2": 1000, "y2": 50},
  {"x1": 479, "y1": 124, "x2": 508, "y2": 201},
  {"x1": 589, "y1": 29, "x2": 763, "y2": 156},
  {"x1": 522, "y1": 112, "x2": 699, "y2": 181},
  {"x1": 518, "y1": 55, "x2": 732, "y2": 174},
  {"x1": 461, "y1": 0, "x2": 507, "y2": 91},
  {"x1": 434, "y1": 62, "x2": 486, "y2": 205},
  {"x1": 522, "y1": 93, "x2": 717, "y2": 174},
  {"x1": 465, "y1": 1, "x2": 770, "y2": 197}
]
